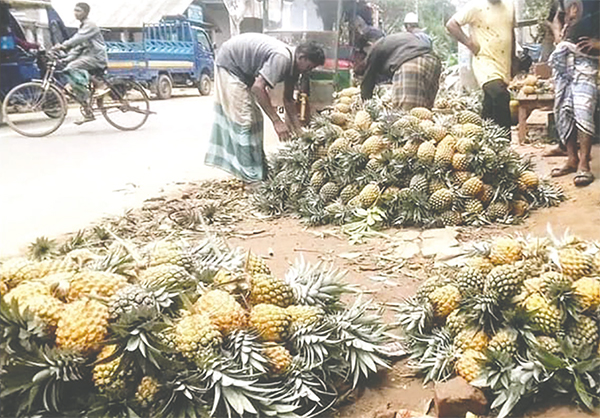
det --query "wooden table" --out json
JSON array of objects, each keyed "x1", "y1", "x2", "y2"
[{"x1": 516, "y1": 91, "x2": 554, "y2": 144}]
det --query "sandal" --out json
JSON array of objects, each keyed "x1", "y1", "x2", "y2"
[
  {"x1": 573, "y1": 171, "x2": 595, "y2": 187},
  {"x1": 551, "y1": 166, "x2": 577, "y2": 177}
]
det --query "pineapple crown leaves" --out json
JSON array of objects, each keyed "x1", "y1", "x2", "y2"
[
  {"x1": 28, "y1": 236, "x2": 58, "y2": 261},
  {"x1": 500, "y1": 307, "x2": 537, "y2": 348},
  {"x1": 284, "y1": 256, "x2": 354, "y2": 309},
  {"x1": 221, "y1": 329, "x2": 269, "y2": 375},
  {"x1": 341, "y1": 207, "x2": 388, "y2": 245},
  {"x1": 392, "y1": 297, "x2": 434, "y2": 336},
  {"x1": 328, "y1": 297, "x2": 391, "y2": 388},
  {"x1": 407, "y1": 327, "x2": 458, "y2": 383},
  {"x1": 459, "y1": 292, "x2": 505, "y2": 335},
  {"x1": 57, "y1": 230, "x2": 87, "y2": 256},
  {"x1": 0, "y1": 297, "x2": 50, "y2": 356},
  {"x1": 279, "y1": 367, "x2": 337, "y2": 417},
  {"x1": 289, "y1": 321, "x2": 338, "y2": 370},
  {"x1": 471, "y1": 350, "x2": 516, "y2": 393}
]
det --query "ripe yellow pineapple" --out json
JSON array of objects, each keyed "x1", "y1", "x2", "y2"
[
  {"x1": 264, "y1": 343, "x2": 292, "y2": 374},
  {"x1": 455, "y1": 329, "x2": 490, "y2": 352},
  {"x1": 524, "y1": 293, "x2": 561, "y2": 335},
  {"x1": 488, "y1": 329, "x2": 518, "y2": 357},
  {"x1": 467, "y1": 257, "x2": 495, "y2": 275},
  {"x1": 330, "y1": 111, "x2": 349, "y2": 126},
  {"x1": 19, "y1": 294, "x2": 64, "y2": 328},
  {"x1": 328, "y1": 137, "x2": 352, "y2": 157},
  {"x1": 410, "y1": 107, "x2": 433, "y2": 120},
  {"x1": 455, "y1": 137, "x2": 477, "y2": 154},
  {"x1": 517, "y1": 171, "x2": 539, "y2": 191},
  {"x1": 462, "y1": 123, "x2": 483, "y2": 139},
  {"x1": 339, "y1": 86, "x2": 360, "y2": 97},
  {"x1": 557, "y1": 248, "x2": 594, "y2": 278},
  {"x1": 403, "y1": 139, "x2": 421, "y2": 157},
  {"x1": 172, "y1": 311, "x2": 222, "y2": 359},
  {"x1": 452, "y1": 153, "x2": 470, "y2": 171},
  {"x1": 4, "y1": 280, "x2": 51, "y2": 306},
  {"x1": 434, "y1": 145, "x2": 454, "y2": 168},
  {"x1": 461, "y1": 177, "x2": 483, "y2": 197},
  {"x1": 335, "y1": 103, "x2": 351, "y2": 113},
  {"x1": 535, "y1": 335, "x2": 561, "y2": 354},
  {"x1": 456, "y1": 349, "x2": 484, "y2": 382},
  {"x1": 93, "y1": 345, "x2": 126, "y2": 395},
  {"x1": 135, "y1": 376, "x2": 160, "y2": 408},
  {"x1": 457, "y1": 110, "x2": 483, "y2": 126},
  {"x1": 476, "y1": 184, "x2": 494, "y2": 206},
  {"x1": 354, "y1": 110, "x2": 372, "y2": 131},
  {"x1": 67, "y1": 271, "x2": 128, "y2": 302},
  {"x1": 249, "y1": 274, "x2": 293, "y2": 308},
  {"x1": 344, "y1": 128, "x2": 363, "y2": 144},
  {"x1": 429, "y1": 284, "x2": 461, "y2": 319},
  {"x1": 0, "y1": 258, "x2": 36, "y2": 289},
  {"x1": 361, "y1": 135, "x2": 387, "y2": 155},
  {"x1": 337, "y1": 96, "x2": 353, "y2": 105},
  {"x1": 357, "y1": 184, "x2": 381, "y2": 208},
  {"x1": 286, "y1": 305, "x2": 324, "y2": 327},
  {"x1": 464, "y1": 199, "x2": 484, "y2": 214},
  {"x1": 245, "y1": 251, "x2": 271, "y2": 276},
  {"x1": 249, "y1": 303, "x2": 291, "y2": 342},
  {"x1": 445, "y1": 309, "x2": 468, "y2": 336},
  {"x1": 416, "y1": 141, "x2": 436, "y2": 165},
  {"x1": 572, "y1": 277, "x2": 600, "y2": 311},
  {"x1": 193, "y1": 289, "x2": 247, "y2": 334},
  {"x1": 139, "y1": 263, "x2": 190, "y2": 288},
  {"x1": 438, "y1": 135, "x2": 457, "y2": 150},
  {"x1": 429, "y1": 188, "x2": 454, "y2": 212},
  {"x1": 489, "y1": 237, "x2": 523, "y2": 265},
  {"x1": 427, "y1": 125, "x2": 448, "y2": 143},
  {"x1": 146, "y1": 240, "x2": 194, "y2": 272},
  {"x1": 452, "y1": 170, "x2": 474, "y2": 186},
  {"x1": 56, "y1": 298, "x2": 109, "y2": 354}
]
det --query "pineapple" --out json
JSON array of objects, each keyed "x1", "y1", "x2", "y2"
[
  {"x1": 429, "y1": 284, "x2": 461, "y2": 319},
  {"x1": 416, "y1": 141, "x2": 436, "y2": 165},
  {"x1": 524, "y1": 293, "x2": 562, "y2": 335},
  {"x1": 263, "y1": 343, "x2": 292, "y2": 374},
  {"x1": 319, "y1": 182, "x2": 340, "y2": 202},
  {"x1": 249, "y1": 274, "x2": 294, "y2": 308},
  {"x1": 477, "y1": 184, "x2": 495, "y2": 206},
  {"x1": 427, "y1": 125, "x2": 448, "y2": 143},
  {"x1": 344, "y1": 128, "x2": 362, "y2": 144},
  {"x1": 573, "y1": 276, "x2": 600, "y2": 311},
  {"x1": 535, "y1": 335, "x2": 561, "y2": 354},
  {"x1": 428, "y1": 178, "x2": 447, "y2": 195},
  {"x1": 403, "y1": 139, "x2": 421, "y2": 157},
  {"x1": 67, "y1": 271, "x2": 128, "y2": 302},
  {"x1": 172, "y1": 311, "x2": 222, "y2": 359},
  {"x1": 464, "y1": 199, "x2": 484, "y2": 214},
  {"x1": 517, "y1": 171, "x2": 539, "y2": 191},
  {"x1": 467, "y1": 257, "x2": 495, "y2": 275},
  {"x1": 438, "y1": 134, "x2": 457, "y2": 150},
  {"x1": 249, "y1": 303, "x2": 291, "y2": 342},
  {"x1": 361, "y1": 135, "x2": 387, "y2": 155},
  {"x1": 310, "y1": 171, "x2": 327, "y2": 189},
  {"x1": 452, "y1": 153, "x2": 470, "y2": 171},
  {"x1": 461, "y1": 177, "x2": 483, "y2": 197},
  {"x1": 19, "y1": 294, "x2": 64, "y2": 328},
  {"x1": 455, "y1": 349, "x2": 484, "y2": 382},
  {"x1": 4, "y1": 280, "x2": 51, "y2": 306},
  {"x1": 146, "y1": 241, "x2": 194, "y2": 272},
  {"x1": 451, "y1": 170, "x2": 473, "y2": 186},
  {"x1": 557, "y1": 248, "x2": 594, "y2": 278},
  {"x1": 462, "y1": 123, "x2": 483, "y2": 139},
  {"x1": 370, "y1": 121, "x2": 385, "y2": 135},
  {"x1": 0, "y1": 279, "x2": 7, "y2": 296},
  {"x1": 139, "y1": 264, "x2": 191, "y2": 289},
  {"x1": 439, "y1": 210, "x2": 463, "y2": 226},
  {"x1": 340, "y1": 184, "x2": 360, "y2": 204},
  {"x1": 566, "y1": 315, "x2": 599, "y2": 353},
  {"x1": 434, "y1": 145, "x2": 454, "y2": 168},
  {"x1": 410, "y1": 107, "x2": 433, "y2": 120},
  {"x1": 381, "y1": 186, "x2": 401, "y2": 202},
  {"x1": 339, "y1": 86, "x2": 360, "y2": 97},
  {"x1": 409, "y1": 174, "x2": 429, "y2": 194},
  {"x1": 484, "y1": 264, "x2": 524, "y2": 299},
  {"x1": 419, "y1": 119, "x2": 435, "y2": 132},
  {"x1": 0, "y1": 258, "x2": 36, "y2": 288},
  {"x1": 486, "y1": 202, "x2": 510, "y2": 221},
  {"x1": 56, "y1": 298, "x2": 109, "y2": 354},
  {"x1": 429, "y1": 189, "x2": 454, "y2": 212},
  {"x1": 357, "y1": 183, "x2": 381, "y2": 208},
  {"x1": 93, "y1": 345, "x2": 126, "y2": 395},
  {"x1": 456, "y1": 137, "x2": 477, "y2": 154},
  {"x1": 328, "y1": 137, "x2": 351, "y2": 157},
  {"x1": 286, "y1": 305, "x2": 323, "y2": 328},
  {"x1": 445, "y1": 309, "x2": 468, "y2": 336},
  {"x1": 330, "y1": 111, "x2": 348, "y2": 126},
  {"x1": 455, "y1": 267, "x2": 486, "y2": 293},
  {"x1": 108, "y1": 284, "x2": 163, "y2": 319},
  {"x1": 416, "y1": 276, "x2": 453, "y2": 302},
  {"x1": 354, "y1": 110, "x2": 372, "y2": 131},
  {"x1": 135, "y1": 376, "x2": 160, "y2": 409},
  {"x1": 455, "y1": 329, "x2": 490, "y2": 352},
  {"x1": 489, "y1": 237, "x2": 523, "y2": 265},
  {"x1": 488, "y1": 329, "x2": 518, "y2": 357},
  {"x1": 335, "y1": 103, "x2": 351, "y2": 113},
  {"x1": 193, "y1": 289, "x2": 248, "y2": 334},
  {"x1": 457, "y1": 110, "x2": 483, "y2": 126}
]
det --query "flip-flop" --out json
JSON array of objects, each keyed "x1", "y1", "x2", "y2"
[
  {"x1": 551, "y1": 166, "x2": 577, "y2": 177},
  {"x1": 573, "y1": 171, "x2": 595, "y2": 187}
]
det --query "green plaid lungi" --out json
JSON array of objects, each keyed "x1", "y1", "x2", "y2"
[
  {"x1": 205, "y1": 66, "x2": 266, "y2": 182},
  {"x1": 391, "y1": 53, "x2": 441, "y2": 110}
]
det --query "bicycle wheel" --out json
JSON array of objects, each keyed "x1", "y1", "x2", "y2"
[
  {"x1": 2, "y1": 82, "x2": 67, "y2": 137},
  {"x1": 98, "y1": 80, "x2": 150, "y2": 131}
]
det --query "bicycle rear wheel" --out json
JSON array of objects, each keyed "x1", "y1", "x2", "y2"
[
  {"x1": 2, "y1": 82, "x2": 67, "y2": 137},
  {"x1": 98, "y1": 80, "x2": 150, "y2": 131}
]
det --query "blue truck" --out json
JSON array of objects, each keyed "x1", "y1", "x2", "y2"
[{"x1": 106, "y1": 17, "x2": 215, "y2": 99}]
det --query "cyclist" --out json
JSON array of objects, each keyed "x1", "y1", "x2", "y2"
[{"x1": 53, "y1": 2, "x2": 108, "y2": 124}]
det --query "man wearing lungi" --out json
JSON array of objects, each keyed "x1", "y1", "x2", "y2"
[
  {"x1": 205, "y1": 34, "x2": 325, "y2": 183},
  {"x1": 357, "y1": 33, "x2": 441, "y2": 110},
  {"x1": 548, "y1": 0, "x2": 599, "y2": 187},
  {"x1": 446, "y1": 0, "x2": 515, "y2": 131}
]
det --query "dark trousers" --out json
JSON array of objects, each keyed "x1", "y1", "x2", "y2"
[{"x1": 482, "y1": 79, "x2": 511, "y2": 131}]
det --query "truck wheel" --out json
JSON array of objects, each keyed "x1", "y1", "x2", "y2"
[
  {"x1": 198, "y1": 73, "x2": 211, "y2": 96},
  {"x1": 156, "y1": 74, "x2": 172, "y2": 100}
]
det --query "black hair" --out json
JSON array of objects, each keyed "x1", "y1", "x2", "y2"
[
  {"x1": 75, "y1": 2, "x2": 90, "y2": 15},
  {"x1": 296, "y1": 41, "x2": 325, "y2": 66}
]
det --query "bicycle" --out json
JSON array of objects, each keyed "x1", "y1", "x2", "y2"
[{"x1": 2, "y1": 50, "x2": 153, "y2": 137}]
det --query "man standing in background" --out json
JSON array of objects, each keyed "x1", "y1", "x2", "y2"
[{"x1": 446, "y1": 0, "x2": 516, "y2": 131}]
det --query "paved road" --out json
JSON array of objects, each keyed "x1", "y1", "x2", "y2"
[{"x1": 0, "y1": 92, "x2": 278, "y2": 257}]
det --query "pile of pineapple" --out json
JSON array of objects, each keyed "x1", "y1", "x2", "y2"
[
  {"x1": 255, "y1": 87, "x2": 564, "y2": 229},
  {"x1": 396, "y1": 232, "x2": 600, "y2": 417},
  {"x1": 0, "y1": 238, "x2": 390, "y2": 418}
]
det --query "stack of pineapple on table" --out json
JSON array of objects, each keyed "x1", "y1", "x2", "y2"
[
  {"x1": 396, "y1": 232, "x2": 600, "y2": 417},
  {"x1": 254, "y1": 87, "x2": 564, "y2": 229},
  {"x1": 0, "y1": 238, "x2": 392, "y2": 417}
]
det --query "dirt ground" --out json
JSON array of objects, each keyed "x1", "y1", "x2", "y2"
[{"x1": 224, "y1": 143, "x2": 600, "y2": 418}]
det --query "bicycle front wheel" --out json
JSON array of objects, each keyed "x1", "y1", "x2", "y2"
[
  {"x1": 2, "y1": 82, "x2": 67, "y2": 137},
  {"x1": 98, "y1": 81, "x2": 150, "y2": 131}
]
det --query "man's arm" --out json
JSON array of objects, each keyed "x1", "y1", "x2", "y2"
[
  {"x1": 446, "y1": 18, "x2": 479, "y2": 55},
  {"x1": 251, "y1": 75, "x2": 290, "y2": 140},
  {"x1": 283, "y1": 75, "x2": 301, "y2": 133},
  {"x1": 62, "y1": 20, "x2": 101, "y2": 48}
]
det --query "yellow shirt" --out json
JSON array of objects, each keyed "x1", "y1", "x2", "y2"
[{"x1": 452, "y1": 0, "x2": 515, "y2": 86}]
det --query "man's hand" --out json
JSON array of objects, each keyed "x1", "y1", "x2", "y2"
[
  {"x1": 273, "y1": 120, "x2": 291, "y2": 141},
  {"x1": 467, "y1": 39, "x2": 480, "y2": 55},
  {"x1": 578, "y1": 37, "x2": 600, "y2": 54}
]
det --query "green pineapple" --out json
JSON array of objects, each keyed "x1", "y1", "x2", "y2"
[
  {"x1": 484, "y1": 264, "x2": 524, "y2": 300},
  {"x1": 319, "y1": 182, "x2": 340, "y2": 203}
]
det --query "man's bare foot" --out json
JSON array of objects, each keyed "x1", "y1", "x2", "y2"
[
  {"x1": 543, "y1": 145, "x2": 568, "y2": 157},
  {"x1": 550, "y1": 165, "x2": 577, "y2": 177}
]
